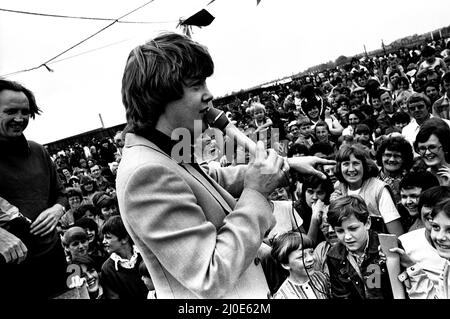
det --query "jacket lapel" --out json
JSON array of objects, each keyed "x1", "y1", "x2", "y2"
[{"x1": 180, "y1": 163, "x2": 233, "y2": 215}]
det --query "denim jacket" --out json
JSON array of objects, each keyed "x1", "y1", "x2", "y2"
[{"x1": 326, "y1": 230, "x2": 394, "y2": 299}]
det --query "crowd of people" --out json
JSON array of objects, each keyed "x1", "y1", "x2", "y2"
[{"x1": 1, "y1": 32, "x2": 450, "y2": 299}]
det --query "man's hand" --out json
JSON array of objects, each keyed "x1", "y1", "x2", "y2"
[
  {"x1": 30, "y1": 204, "x2": 64, "y2": 237},
  {"x1": 0, "y1": 227, "x2": 28, "y2": 263},
  {"x1": 287, "y1": 156, "x2": 336, "y2": 180},
  {"x1": 244, "y1": 141, "x2": 286, "y2": 197}
]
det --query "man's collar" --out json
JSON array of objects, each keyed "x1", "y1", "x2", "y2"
[
  {"x1": 140, "y1": 127, "x2": 179, "y2": 158},
  {"x1": 0, "y1": 134, "x2": 30, "y2": 155}
]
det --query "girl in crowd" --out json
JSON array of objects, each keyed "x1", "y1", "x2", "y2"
[
  {"x1": 394, "y1": 198, "x2": 450, "y2": 299},
  {"x1": 397, "y1": 186, "x2": 450, "y2": 290},
  {"x1": 271, "y1": 231, "x2": 330, "y2": 299},
  {"x1": 294, "y1": 174, "x2": 334, "y2": 237},
  {"x1": 80, "y1": 175, "x2": 98, "y2": 202},
  {"x1": 414, "y1": 117, "x2": 450, "y2": 186},
  {"x1": 331, "y1": 144, "x2": 404, "y2": 236}
]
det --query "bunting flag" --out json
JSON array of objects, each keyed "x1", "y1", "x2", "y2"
[
  {"x1": 257, "y1": 0, "x2": 262, "y2": 5},
  {"x1": 181, "y1": 9, "x2": 215, "y2": 27},
  {"x1": 178, "y1": 9, "x2": 215, "y2": 38}
]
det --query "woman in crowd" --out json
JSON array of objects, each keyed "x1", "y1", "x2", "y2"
[
  {"x1": 376, "y1": 135, "x2": 414, "y2": 203},
  {"x1": 414, "y1": 117, "x2": 450, "y2": 186},
  {"x1": 331, "y1": 144, "x2": 404, "y2": 236}
]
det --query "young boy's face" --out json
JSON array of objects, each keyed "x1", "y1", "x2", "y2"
[
  {"x1": 400, "y1": 187, "x2": 421, "y2": 217},
  {"x1": 315, "y1": 126, "x2": 328, "y2": 142},
  {"x1": 299, "y1": 123, "x2": 312, "y2": 136},
  {"x1": 103, "y1": 233, "x2": 123, "y2": 255},
  {"x1": 334, "y1": 214, "x2": 370, "y2": 254},
  {"x1": 67, "y1": 239, "x2": 89, "y2": 259},
  {"x1": 394, "y1": 121, "x2": 408, "y2": 131},
  {"x1": 430, "y1": 211, "x2": 450, "y2": 260},
  {"x1": 282, "y1": 247, "x2": 315, "y2": 276}
]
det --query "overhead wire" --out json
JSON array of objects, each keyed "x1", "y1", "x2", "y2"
[
  {"x1": 0, "y1": 0, "x2": 159, "y2": 78},
  {"x1": 0, "y1": 7, "x2": 175, "y2": 24}
]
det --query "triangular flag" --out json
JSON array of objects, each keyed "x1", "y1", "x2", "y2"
[
  {"x1": 180, "y1": 9, "x2": 215, "y2": 27},
  {"x1": 257, "y1": 0, "x2": 262, "y2": 5}
]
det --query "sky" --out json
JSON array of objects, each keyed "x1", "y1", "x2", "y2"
[{"x1": 1, "y1": 0, "x2": 450, "y2": 144}]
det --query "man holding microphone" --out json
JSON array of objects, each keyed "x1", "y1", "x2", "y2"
[{"x1": 118, "y1": 32, "x2": 333, "y2": 298}]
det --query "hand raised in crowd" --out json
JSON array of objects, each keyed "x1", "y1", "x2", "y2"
[
  {"x1": 311, "y1": 199, "x2": 327, "y2": 223},
  {"x1": 388, "y1": 247, "x2": 415, "y2": 268},
  {"x1": 30, "y1": 204, "x2": 65, "y2": 237},
  {"x1": 287, "y1": 156, "x2": 336, "y2": 180},
  {"x1": 437, "y1": 166, "x2": 450, "y2": 186},
  {"x1": 0, "y1": 227, "x2": 28, "y2": 264},
  {"x1": 244, "y1": 141, "x2": 287, "y2": 197}
]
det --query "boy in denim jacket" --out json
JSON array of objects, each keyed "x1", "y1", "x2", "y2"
[{"x1": 326, "y1": 195, "x2": 393, "y2": 299}]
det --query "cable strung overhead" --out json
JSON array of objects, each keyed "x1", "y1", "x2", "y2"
[
  {"x1": 0, "y1": 7, "x2": 174, "y2": 24},
  {"x1": 1, "y1": 0, "x2": 157, "y2": 78}
]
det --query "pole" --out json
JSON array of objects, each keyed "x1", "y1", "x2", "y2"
[{"x1": 98, "y1": 113, "x2": 105, "y2": 128}]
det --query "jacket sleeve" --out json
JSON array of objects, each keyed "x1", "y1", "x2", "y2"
[
  {"x1": 119, "y1": 162, "x2": 275, "y2": 298},
  {"x1": 206, "y1": 163, "x2": 247, "y2": 198},
  {"x1": 100, "y1": 262, "x2": 120, "y2": 299},
  {"x1": 405, "y1": 264, "x2": 439, "y2": 299},
  {"x1": 326, "y1": 257, "x2": 352, "y2": 299}
]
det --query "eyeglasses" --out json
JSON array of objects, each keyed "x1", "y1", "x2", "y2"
[
  {"x1": 408, "y1": 104, "x2": 426, "y2": 111},
  {"x1": 382, "y1": 152, "x2": 402, "y2": 160},
  {"x1": 417, "y1": 144, "x2": 442, "y2": 155}
]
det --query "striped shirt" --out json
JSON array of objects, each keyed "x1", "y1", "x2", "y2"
[{"x1": 273, "y1": 272, "x2": 330, "y2": 299}]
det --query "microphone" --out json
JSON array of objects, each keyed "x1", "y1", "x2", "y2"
[{"x1": 203, "y1": 107, "x2": 256, "y2": 155}]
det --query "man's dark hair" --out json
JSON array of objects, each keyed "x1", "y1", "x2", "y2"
[
  {"x1": 399, "y1": 171, "x2": 439, "y2": 192},
  {"x1": 121, "y1": 32, "x2": 214, "y2": 135},
  {"x1": 0, "y1": 79, "x2": 42, "y2": 119},
  {"x1": 309, "y1": 141, "x2": 334, "y2": 157},
  {"x1": 392, "y1": 111, "x2": 411, "y2": 126},
  {"x1": 73, "y1": 204, "x2": 98, "y2": 222},
  {"x1": 100, "y1": 215, "x2": 129, "y2": 241}
]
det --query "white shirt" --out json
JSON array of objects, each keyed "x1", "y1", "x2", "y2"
[
  {"x1": 267, "y1": 200, "x2": 303, "y2": 239},
  {"x1": 347, "y1": 187, "x2": 400, "y2": 223},
  {"x1": 402, "y1": 115, "x2": 450, "y2": 147},
  {"x1": 399, "y1": 228, "x2": 447, "y2": 286}
]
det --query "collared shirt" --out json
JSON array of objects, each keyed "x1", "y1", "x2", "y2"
[
  {"x1": 140, "y1": 127, "x2": 214, "y2": 186},
  {"x1": 402, "y1": 115, "x2": 450, "y2": 148},
  {"x1": 347, "y1": 236, "x2": 370, "y2": 277}
]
